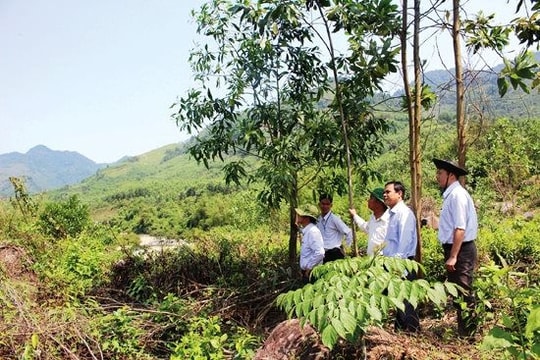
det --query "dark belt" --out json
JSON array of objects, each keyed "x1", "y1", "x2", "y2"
[{"x1": 442, "y1": 241, "x2": 475, "y2": 250}]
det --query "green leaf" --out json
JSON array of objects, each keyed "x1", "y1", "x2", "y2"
[
  {"x1": 408, "y1": 284, "x2": 419, "y2": 309},
  {"x1": 387, "y1": 278, "x2": 399, "y2": 298},
  {"x1": 389, "y1": 296, "x2": 405, "y2": 312},
  {"x1": 498, "y1": 77, "x2": 509, "y2": 97},
  {"x1": 443, "y1": 281, "x2": 459, "y2": 298},
  {"x1": 340, "y1": 308, "x2": 357, "y2": 333},
  {"x1": 367, "y1": 304, "x2": 382, "y2": 322},
  {"x1": 427, "y1": 287, "x2": 446, "y2": 307},
  {"x1": 313, "y1": 294, "x2": 325, "y2": 309},
  {"x1": 308, "y1": 309, "x2": 318, "y2": 327},
  {"x1": 525, "y1": 306, "x2": 540, "y2": 337},
  {"x1": 317, "y1": 306, "x2": 327, "y2": 328},
  {"x1": 293, "y1": 288, "x2": 303, "y2": 306},
  {"x1": 502, "y1": 315, "x2": 515, "y2": 329},
  {"x1": 356, "y1": 303, "x2": 366, "y2": 322},
  {"x1": 301, "y1": 299, "x2": 312, "y2": 317},
  {"x1": 532, "y1": 342, "x2": 540, "y2": 357},
  {"x1": 379, "y1": 295, "x2": 389, "y2": 315},
  {"x1": 321, "y1": 324, "x2": 338, "y2": 349},
  {"x1": 331, "y1": 316, "x2": 347, "y2": 339},
  {"x1": 480, "y1": 327, "x2": 516, "y2": 351}
]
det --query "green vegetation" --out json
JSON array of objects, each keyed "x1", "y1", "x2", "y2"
[
  {"x1": 1, "y1": 116, "x2": 539, "y2": 359},
  {"x1": 277, "y1": 257, "x2": 459, "y2": 349},
  {"x1": 2, "y1": 0, "x2": 540, "y2": 357}
]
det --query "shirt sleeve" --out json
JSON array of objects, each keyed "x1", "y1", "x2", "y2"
[
  {"x1": 353, "y1": 214, "x2": 369, "y2": 234},
  {"x1": 395, "y1": 211, "x2": 417, "y2": 259},
  {"x1": 452, "y1": 192, "x2": 469, "y2": 230},
  {"x1": 305, "y1": 231, "x2": 325, "y2": 269},
  {"x1": 334, "y1": 214, "x2": 353, "y2": 246}
]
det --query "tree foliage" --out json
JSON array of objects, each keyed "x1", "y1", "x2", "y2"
[
  {"x1": 462, "y1": 0, "x2": 540, "y2": 97},
  {"x1": 172, "y1": 0, "x2": 401, "y2": 262}
]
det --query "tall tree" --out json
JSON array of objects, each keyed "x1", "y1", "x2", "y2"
[
  {"x1": 400, "y1": 0, "x2": 434, "y2": 265},
  {"x1": 173, "y1": 0, "x2": 400, "y2": 265},
  {"x1": 452, "y1": 0, "x2": 466, "y2": 170}
]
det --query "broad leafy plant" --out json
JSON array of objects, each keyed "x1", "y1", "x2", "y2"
[
  {"x1": 476, "y1": 262, "x2": 540, "y2": 359},
  {"x1": 276, "y1": 256, "x2": 459, "y2": 349}
]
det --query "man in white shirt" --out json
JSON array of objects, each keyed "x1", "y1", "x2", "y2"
[
  {"x1": 317, "y1": 194, "x2": 353, "y2": 263},
  {"x1": 296, "y1": 205, "x2": 325, "y2": 284},
  {"x1": 349, "y1": 187, "x2": 389, "y2": 255},
  {"x1": 383, "y1": 181, "x2": 420, "y2": 332},
  {"x1": 433, "y1": 158, "x2": 478, "y2": 337}
]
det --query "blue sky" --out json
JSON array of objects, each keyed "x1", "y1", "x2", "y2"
[
  {"x1": 1, "y1": 0, "x2": 204, "y2": 163},
  {"x1": 0, "y1": 0, "x2": 524, "y2": 163}
]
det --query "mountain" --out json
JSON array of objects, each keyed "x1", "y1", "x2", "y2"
[{"x1": 0, "y1": 145, "x2": 106, "y2": 197}]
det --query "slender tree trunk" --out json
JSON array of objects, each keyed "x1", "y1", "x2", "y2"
[
  {"x1": 401, "y1": 0, "x2": 423, "y2": 266},
  {"x1": 318, "y1": 5, "x2": 357, "y2": 256},
  {"x1": 453, "y1": 0, "x2": 466, "y2": 175},
  {"x1": 411, "y1": 0, "x2": 423, "y2": 265},
  {"x1": 288, "y1": 174, "x2": 299, "y2": 266}
]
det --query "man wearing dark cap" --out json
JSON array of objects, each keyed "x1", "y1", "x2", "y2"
[
  {"x1": 432, "y1": 158, "x2": 478, "y2": 337},
  {"x1": 348, "y1": 188, "x2": 389, "y2": 256}
]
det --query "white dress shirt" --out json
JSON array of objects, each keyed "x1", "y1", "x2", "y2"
[
  {"x1": 299, "y1": 223, "x2": 325, "y2": 270},
  {"x1": 383, "y1": 200, "x2": 417, "y2": 259},
  {"x1": 438, "y1": 181, "x2": 478, "y2": 244},
  {"x1": 352, "y1": 209, "x2": 390, "y2": 255},
  {"x1": 317, "y1": 212, "x2": 353, "y2": 249}
]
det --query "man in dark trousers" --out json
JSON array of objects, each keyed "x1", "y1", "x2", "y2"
[
  {"x1": 433, "y1": 158, "x2": 479, "y2": 337},
  {"x1": 382, "y1": 181, "x2": 420, "y2": 332},
  {"x1": 317, "y1": 194, "x2": 352, "y2": 263}
]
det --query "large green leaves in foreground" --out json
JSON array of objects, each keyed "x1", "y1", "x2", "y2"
[{"x1": 276, "y1": 256, "x2": 458, "y2": 349}]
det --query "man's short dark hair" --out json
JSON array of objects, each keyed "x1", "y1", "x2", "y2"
[
  {"x1": 385, "y1": 181, "x2": 406, "y2": 198},
  {"x1": 319, "y1": 193, "x2": 333, "y2": 203}
]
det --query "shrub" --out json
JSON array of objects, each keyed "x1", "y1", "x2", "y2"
[
  {"x1": 419, "y1": 228, "x2": 446, "y2": 282},
  {"x1": 90, "y1": 306, "x2": 153, "y2": 359},
  {"x1": 476, "y1": 263, "x2": 540, "y2": 359},
  {"x1": 35, "y1": 228, "x2": 123, "y2": 299},
  {"x1": 478, "y1": 216, "x2": 540, "y2": 270},
  {"x1": 37, "y1": 195, "x2": 90, "y2": 239},
  {"x1": 170, "y1": 316, "x2": 259, "y2": 360}
]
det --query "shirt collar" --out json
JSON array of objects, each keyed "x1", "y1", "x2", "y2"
[
  {"x1": 442, "y1": 181, "x2": 461, "y2": 199},
  {"x1": 389, "y1": 200, "x2": 405, "y2": 214},
  {"x1": 301, "y1": 223, "x2": 315, "y2": 234},
  {"x1": 377, "y1": 209, "x2": 390, "y2": 221}
]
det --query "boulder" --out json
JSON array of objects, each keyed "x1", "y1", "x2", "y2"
[{"x1": 254, "y1": 319, "x2": 329, "y2": 360}]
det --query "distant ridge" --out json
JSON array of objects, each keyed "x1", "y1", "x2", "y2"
[{"x1": 0, "y1": 145, "x2": 106, "y2": 196}]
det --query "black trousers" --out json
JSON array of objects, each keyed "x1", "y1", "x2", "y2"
[
  {"x1": 443, "y1": 241, "x2": 478, "y2": 335},
  {"x1": 323, "y1": 247, "x2": 344, "y2": 263},
  {"x1": 395, "y1": 261, "x2": 420, "y2": 332}
]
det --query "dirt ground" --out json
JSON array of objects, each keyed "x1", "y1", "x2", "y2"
[{"x1": 254, "y1": 315, "x2": 483, "y2": 360}]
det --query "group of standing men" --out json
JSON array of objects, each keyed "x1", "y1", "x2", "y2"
[{"x1": 295, "y1": 159, "x2": 478, "y2": 336}]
